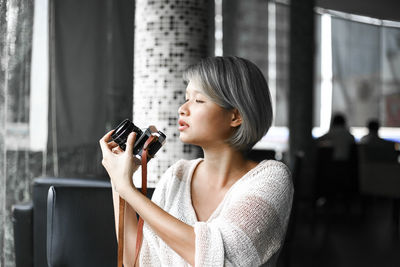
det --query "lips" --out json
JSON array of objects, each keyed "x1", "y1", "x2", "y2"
[{"x1": 178, "y1": 119, "x2": 189, "y2": 131}]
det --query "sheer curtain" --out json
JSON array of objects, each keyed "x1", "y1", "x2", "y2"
[
  {"x1": 1, "y1": 1, "x2": 37, "y2": 265},
  {"x1": 331, "y1": 18, "x2": 381, "y2": 126},
  {"x1": 382, "y1": 26, "x2": 400, "y2": 127},
  {"x1": 331, "y1": 17, "x2": 400, "y2": 128},
  {"x1": 0, "y1": 0, "x2": 133, "y2": 266}
]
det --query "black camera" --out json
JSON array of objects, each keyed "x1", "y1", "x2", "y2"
[{"x1": 110, "y1": 119, "x2": 166, "y2": 161}]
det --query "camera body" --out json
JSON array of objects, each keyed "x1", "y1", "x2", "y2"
[{"x1": 110, "y1": 119, "x2": 166, "y2": 161}]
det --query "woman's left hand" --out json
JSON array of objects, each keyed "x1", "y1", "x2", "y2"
[{"x1": 99, "y1": 130, "x2": 140, "y2": 197}]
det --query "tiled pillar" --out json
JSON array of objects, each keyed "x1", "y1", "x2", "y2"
[{"x1": 133, "y1": 0, "x2": 212, "y2": 185}]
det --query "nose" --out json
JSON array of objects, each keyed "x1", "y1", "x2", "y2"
[{"x1": 178, "y1": 101, "x2": 189, "y2": 116}]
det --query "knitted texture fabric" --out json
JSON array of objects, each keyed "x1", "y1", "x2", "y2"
[{"x1": 139, "y1": 158, "x2": 293, "y2": 266}]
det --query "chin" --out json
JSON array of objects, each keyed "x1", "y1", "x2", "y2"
[
  {"x1": 179, "y1": 135, "x2": 192, "y2": 144},
  {"x1": 179, "y1": 134, "x2": 200, "y2": 146},
  {"x1": 178, "y1": 133, "x2": 189, "y2": 143}
]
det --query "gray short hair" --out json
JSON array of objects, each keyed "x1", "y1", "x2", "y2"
[{"x1": 183, "y1": 56, "x2": 273, "y2": 152}]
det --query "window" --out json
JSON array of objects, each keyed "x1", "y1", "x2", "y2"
[
  {"x1": 314, "y1": 9, "x2": 400, "y2": 142},
  {"x1": 257, "y1": 4, "x2": 400, "y2": 151}
]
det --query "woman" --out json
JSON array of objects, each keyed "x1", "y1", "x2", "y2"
[{"x1": 100, "y1": 56, "x2": 293, "y2": 267}]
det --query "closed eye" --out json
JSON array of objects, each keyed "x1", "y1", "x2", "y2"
[{"x1": 195, "y1": 99, "x2": 205, "y2": 103}]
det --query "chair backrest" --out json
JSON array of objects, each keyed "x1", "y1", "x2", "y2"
[
  {"x1": 46, "y1": 182, "x2": 116, "y2": 267},
  {"x1": 315, "y1": 143, "x2": 359, "y2": 198},
  {"x1": 33, "y1": 177, "x2": 110, "y2": 267},
  {"x1": 358, "y1": 142, "x2": 398, "y2": 163},
  {"x1": 12, "y1": 202, "x2": 34, "y2": 267},
  {"x1": 358, "y1": 145, "x2": 400, "y2": 198},
  {"x1": 46, "y1": 180, "x2": 154, "y2": 267}
]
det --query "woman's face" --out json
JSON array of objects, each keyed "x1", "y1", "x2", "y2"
[{"x1": 178, "y1": 80, "x2": 236, "y2": 148}]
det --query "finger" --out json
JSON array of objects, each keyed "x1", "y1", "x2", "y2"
[
  {"x1": 100, "y1": 130, "x2": 114, "y2": 143},
  {"x1": 112, "y1": 146, "x2": 123, "y2": 154},
  {"x1": 107, "y1": 140, "x2": 120, "y2": 149},
  {"x1": 99, "y1": 130, "x2": 114, "y2": 154},
  {"x1": 125, "y1": 132, "x2": 137, "y2": 155}
]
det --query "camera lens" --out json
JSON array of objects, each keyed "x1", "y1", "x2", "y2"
[
  {"x1": 111, "y1": 119, "x2": 144, "y2": 151},
  {"x1": 111, "y1": 119, "x2": 133, "y2": 149}
]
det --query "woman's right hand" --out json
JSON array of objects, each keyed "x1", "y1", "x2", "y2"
[{"x1": 99, "y1": 131, "x2": 140, "y2": 196}]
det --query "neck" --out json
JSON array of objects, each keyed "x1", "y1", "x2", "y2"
[{"x1": 199, "y1": 144, "x2": 255, "y2": 189}]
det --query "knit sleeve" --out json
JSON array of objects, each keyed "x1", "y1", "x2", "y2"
[
  {"x1": 139, "y1": 163, "x2": 175, "y2": 266},
  {"x1": 149, "y1": 170, "x2": 169, "y2": 207},
  {"x1": 194, "y1": 221, "x2": 225, "y2": 266},
  {"x1": 193, "y1": 161, "x2": 293, "y2": 267}
]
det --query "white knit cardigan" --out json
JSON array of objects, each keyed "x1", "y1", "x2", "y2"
[{"x1": 139, "y1": 158, "x2": 293, "y2": 267}]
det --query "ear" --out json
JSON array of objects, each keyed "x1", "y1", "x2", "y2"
[{"x1": 230, "y1": 109, "x2": 242, "y2": 127}]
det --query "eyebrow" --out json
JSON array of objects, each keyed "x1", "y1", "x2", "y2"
[{"x1": 185, "y1": 89, "x2": 202, "y2": 96}]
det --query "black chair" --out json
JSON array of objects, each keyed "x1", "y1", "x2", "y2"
[
  {"x1": 12, "y1": 202, "x2": 34, "y2": 267},
  {"x1": 12, "y1": 177, "x2": 154, "y2": 267},
  {"x1": 46, "y1": 181, "x2": 117, "y2": 267},
  {"x1": 314, "y1": 144, "x2": 358, "y2": 209},
  {"x1": 13, "y1": 177, "x2": 104, "y2": 267},
  {"x1": 46, "y1": 183, "x2": 155, "y2": 267},
  {"x1": 358, "y1": 144, "x2": 400, "y2": 237}
]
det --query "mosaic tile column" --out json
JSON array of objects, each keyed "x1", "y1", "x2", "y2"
[{"x1": 134, "y1": 0, "x2": 212, "y2": 186}]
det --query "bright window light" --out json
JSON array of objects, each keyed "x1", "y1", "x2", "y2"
[{"x1": 29, "y1": 0, "x2": 49, "y2": 151}]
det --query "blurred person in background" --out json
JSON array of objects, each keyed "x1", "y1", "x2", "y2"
[
  {"x1": 317, "y1": 113, "x2": 355, "y2": 161},
  {"x1": 359, "y1": 119, "x2": 398, "y2": 162}
]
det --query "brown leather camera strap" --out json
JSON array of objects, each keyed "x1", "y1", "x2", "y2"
[
  {"x1": 118, "y1": 135, "x2": 159, "y2": 267},
  {"x1": 118, "y1": 197, "x2": 125, "y2": 267}
]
